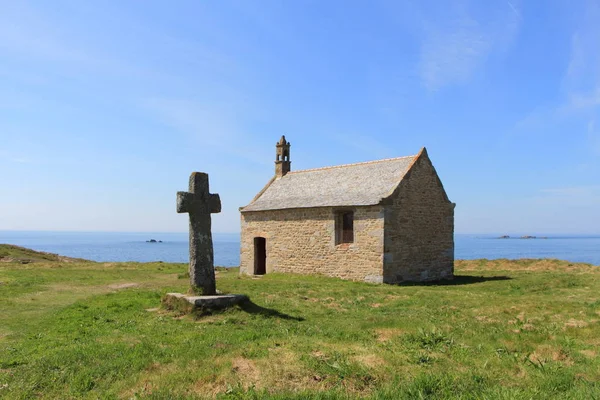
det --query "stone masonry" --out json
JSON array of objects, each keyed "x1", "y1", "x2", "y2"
[
  {"x1": 240, "y1": 205, "x2": 385, "y2": 283},
  {"x1": 382, "y1": 150, "x2": 455, "y2": 283}
]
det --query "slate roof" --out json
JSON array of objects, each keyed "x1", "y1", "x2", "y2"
[{"x1": 241, "y1": 152, "x2": 421, "y2": 212}]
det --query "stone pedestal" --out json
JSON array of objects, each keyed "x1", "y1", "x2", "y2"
[{"x1": 162, "y1": 292, "x2": 248, "y2": 314}]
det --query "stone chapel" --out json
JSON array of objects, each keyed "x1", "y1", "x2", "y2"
[{"x1": 239, "y1": 136, "x2": 455, "y2": 283}]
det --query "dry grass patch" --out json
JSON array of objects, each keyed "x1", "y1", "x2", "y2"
[
  {"x1": 521, "y1": 323, "x2": 535, "y2": 331},
  {"x1": 320, "y1": 297, "x2": 348, "y2": 312},
  {"x1": 528, "y1": 345, "x2": 574, "y2": 367},
  {"x1": 231, "y1": 357, "x2": 260, "y2": 389},
  {"x1": 193, "y1": 376, "x2": 229, "y2": 399},
  {"x1": 108, "y1": 282, "x2": 139, "y2": 290},
  {"x1": 580, "y1": 349, "x2": 597, "y2": 358},
  {"x1": 312, "y1": 350, "x2": 326, "y2": 358},
  {"x1": 122, "y1": 363, "x2": 180, "y2": 398},
  {"x1": 259, "y1": 349, "x2": 317, "y2": 392},
  {"x1": 456, "y1": 258, "x2": 599, "y2": 272},
  {"x1": 352, "y1": 354, "x2": 386, "y2": 369},
  {"x1": 384, "y1": 294, "x2": 409, "y2": 301},
  {"x1": 474, "y1": 315, "x2": 499, "y2": 324},
  {"x1": 564, "y1": 319, "x2": 589, "y2": 329},
  {"x1": 373, "y1": 328, "x2": 403, "y2": 342},
  {"x1": 194, "y1": 314, "x2": 228, "y2": 324},
  {"x1": 225, "y1": 350, "x2": 316, "y2": 394}
]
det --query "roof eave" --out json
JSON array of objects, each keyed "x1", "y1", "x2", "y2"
[{"x1": 239, "y1": 175, "x2": 277, "y2": 212}]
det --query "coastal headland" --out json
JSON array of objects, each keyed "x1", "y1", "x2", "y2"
[{"x1": 0, "y1": 245, "x2": 598, "y2": 398}]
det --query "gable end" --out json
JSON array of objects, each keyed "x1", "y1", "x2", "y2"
[{"x1": 381, "y1": 147, "x2": 451, "y2": 204}]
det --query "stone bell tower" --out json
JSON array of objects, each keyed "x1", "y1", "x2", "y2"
[{"x1": 275, "y1": 135, "x2": 291, "y2": 178}]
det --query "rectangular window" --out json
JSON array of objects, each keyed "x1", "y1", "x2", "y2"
[{"x1": 335, "y1": 210, "x2": 354, "y2": 244}]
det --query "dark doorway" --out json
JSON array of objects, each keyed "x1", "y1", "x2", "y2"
[{"x1": 254, "y1": 237, "x2": 266, "y2": 275}]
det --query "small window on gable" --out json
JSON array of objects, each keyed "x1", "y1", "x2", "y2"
[{"x1": 335, "y1": 210, "x2": 354, "y2": 244}]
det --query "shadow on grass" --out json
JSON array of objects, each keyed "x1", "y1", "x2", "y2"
[
  {"x1": 239, "y1": 300, "x2": 305, "y2": 321},
  {"x1": 399, "y1": 275, "x2": 512, "y2": 286}
]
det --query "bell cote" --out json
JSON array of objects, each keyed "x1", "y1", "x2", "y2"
[{"x1": 275, "y1": 135, "x2": 291, "y2": 177}]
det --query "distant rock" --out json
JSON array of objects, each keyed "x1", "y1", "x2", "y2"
[
  {"x1": 146, "y1": 239, "x2": 158, "y2": 243},
  {"x1": 498, "y1": 235, "x2": 510, "y2": 239},
  {"x1": 520, "y1": 235, "x2": 537, "y2": 239}
]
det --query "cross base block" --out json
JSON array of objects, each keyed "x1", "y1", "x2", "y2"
[{"x1": 162, "y1": 292, "x2": 248, "y2": 314}]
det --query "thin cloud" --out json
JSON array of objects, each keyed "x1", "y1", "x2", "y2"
[
  {"x1": 0, "y1": 150, "x2": 32, "y2": 164},
  {"x1": 0, "y1": 2, "x2": 178, "y2": 83},
  {"x1": 143, "y1": 97, "x2": 236, "y2": 146},
  {"x1": 142, "y1": 97, "x2": 271, "y2": 166},
  {"x1": 419, "y1": 19, "x2": 490, "y2": 91},
  {"x1": 559, "y1": 2, "x2": 600, "y2": 154},
  {"x1": 506, "y1": 1, "x2": 521, "y2": 18},
  {"x1": 417, "y1": 0, "x2": 521, "y2": 91},
  {"x1": 589, "y1": 119, "x2": 600, "y2": 155},
  {"x1": 562, "y1": 89, "x2": 600, "y2": 113},
  {"x1": 514, "y1": 1, "x2": 600, "y2": 153},
  {"x1": 561, "y1": 2, "x2": 600, "y2": 113}
]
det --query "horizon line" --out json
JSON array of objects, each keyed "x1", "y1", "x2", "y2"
[{"x1": 1, "y1": 229, "x2": 600, "y2": 236}]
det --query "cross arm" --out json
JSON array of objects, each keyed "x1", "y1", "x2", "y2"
[
  {"x1": 209, "y1": 193, "x2": 221, "y2": 214},
  {"x1": 177, "y1": 191, "x2": 221, "y2": 214},
  {"x1": 176, "y1": 191, "x2": 193, "y2": 214}
]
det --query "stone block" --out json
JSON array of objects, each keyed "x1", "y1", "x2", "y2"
[{"x1": 162, "y1": 292, "x2": 248, "y2": 314}]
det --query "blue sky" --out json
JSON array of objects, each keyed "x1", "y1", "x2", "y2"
[{"x1": 1, "y1": 0, "x2": 599, "y2": 234}]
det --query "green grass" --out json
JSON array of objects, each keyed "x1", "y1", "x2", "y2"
[{"x1": 0, "y1": 247, "x2": 599, "y2": 399}]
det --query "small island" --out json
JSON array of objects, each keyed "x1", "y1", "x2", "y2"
[{"x1": 146, "y1": 239, "x2": 163, "y2": 243}]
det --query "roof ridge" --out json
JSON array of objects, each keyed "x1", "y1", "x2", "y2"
[{"x1": 287, "y1": 154, "x2": 418, "y2": 175}]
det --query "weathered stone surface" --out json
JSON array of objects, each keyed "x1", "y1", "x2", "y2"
[
  {"x1": 240, "y1": 206, "x2": 385, "y2": 282},
  {"x1": 162, "y1": 292, "x2": 248, "y2": 313},
  {"x1": 176, "y1": 172, "x2": 221, "y2": 295},
  {"x1": 382, "y1": 149, "x2": 454, "y2": 283}
]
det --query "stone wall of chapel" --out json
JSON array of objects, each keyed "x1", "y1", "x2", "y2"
[
  {"x1": 240, "y1": 206, "x2": 385, "y2": 283},
  {"x1": 383, "y1": 154, "x2": 455, "y2": 283}
]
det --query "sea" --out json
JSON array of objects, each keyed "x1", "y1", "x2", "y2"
[{"x1": 1, "y1": 231, "x2": 599, "y2": 266}]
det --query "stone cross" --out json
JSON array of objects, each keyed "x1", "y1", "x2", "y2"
[{"x1": 177, "y1": 172, "x2": 221, "y2": 295}]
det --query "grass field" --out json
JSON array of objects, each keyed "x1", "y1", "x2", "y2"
[{"x1": 1, "y1": 245, "x2": 599, "y2": 399}]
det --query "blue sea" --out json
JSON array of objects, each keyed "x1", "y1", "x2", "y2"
[{"x1": 0, "y1": 231, "x2": 599, "y2": 266}]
